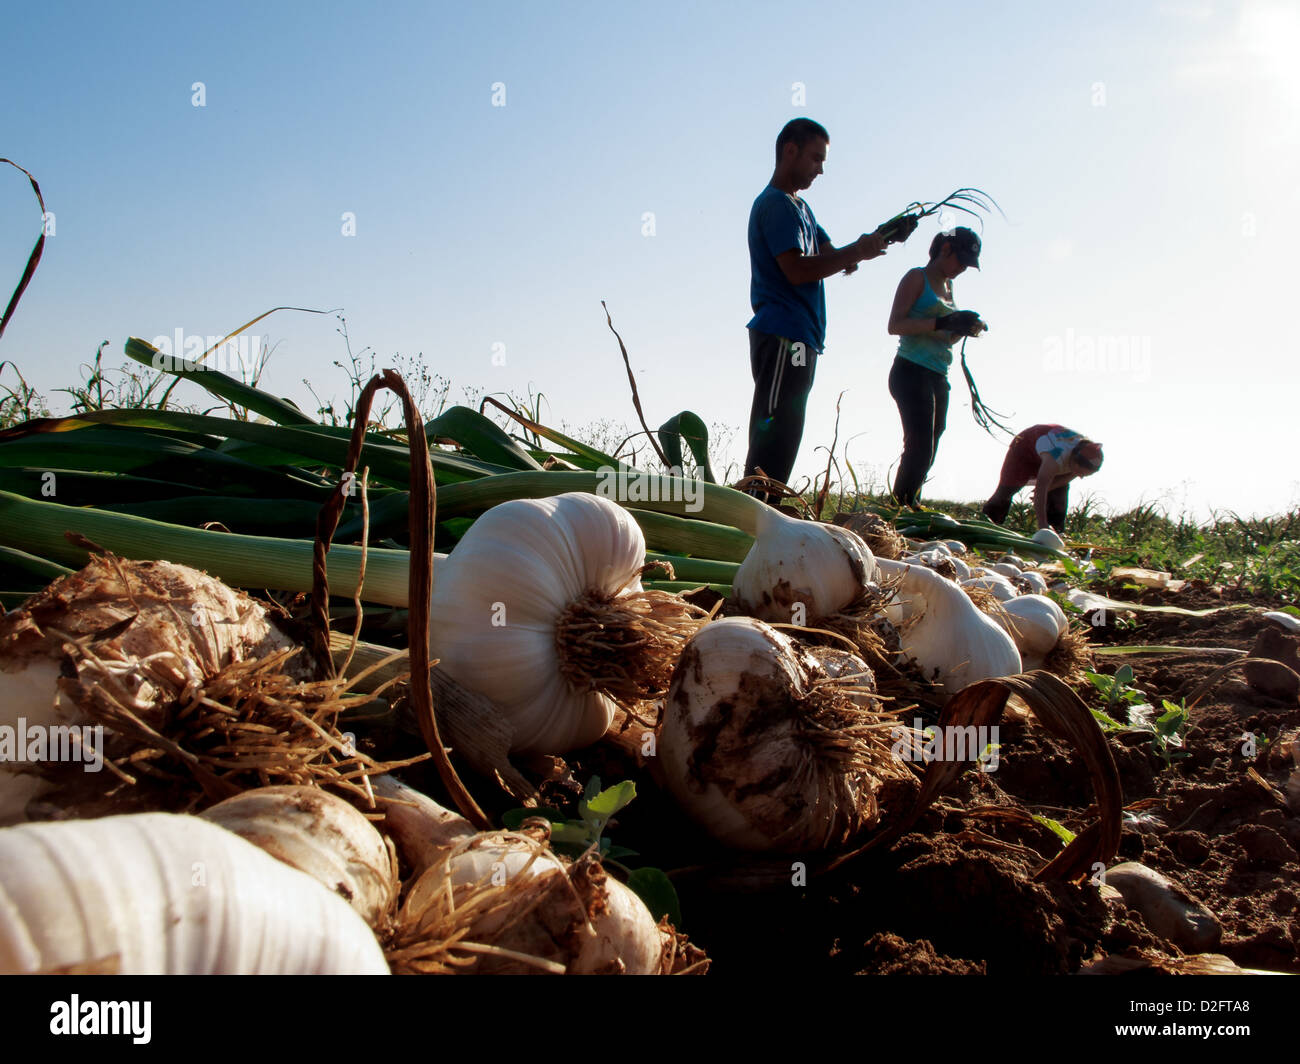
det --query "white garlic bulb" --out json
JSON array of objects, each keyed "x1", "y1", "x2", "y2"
[
  {"x1": 0, "y1": 813, "x2": 389, "y2": 974},
  {"x1": 732, "y1": 507, "x2": 877, "y2": 623}
]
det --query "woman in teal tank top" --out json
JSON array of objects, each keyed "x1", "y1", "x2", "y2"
[{"x1": 885, "y1": 227, "x2": 988, "y2": 507}]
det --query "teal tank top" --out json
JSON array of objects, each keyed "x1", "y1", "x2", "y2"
[{"x1": 896, "y1": 270, "x2": 955, "y2": 375}]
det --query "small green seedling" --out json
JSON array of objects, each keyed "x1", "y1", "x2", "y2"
[
  {"x1": 1085, "y1": 667, "x2": 1193, "y2": 769},
  {"x1": 502, "y1": 776, "x2": 681, "y2": 927}
]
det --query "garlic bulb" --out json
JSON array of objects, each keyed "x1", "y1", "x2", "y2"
[
  {"x1": 878, "y1": 558, "x2": 1023, "y2": 694},
  {"x1": 996, "y1": 595, "x2": 1068, "y2": 669},
  {"x1": 1018, "y1": 569, "x2": 1049, "y2": 595},
  {"x1": 1032, "y1": 528, "x2": 1066, "y2": 551},
  {"x1": 200, "y1": 786, "x2": 396, "y2": 930},
  {"x1": 0, "y1": 813, "x2": 389, "y2": 974},
  {"x1": 428, "y1": 492, "x2": 702, "y2": 755},
  {"x1": 378, "y1": 780, "x2": 679, "y2": 975},
  {"x1": 732, "y1": 507, "x2": 877, "y2": 623},
  {"x1": 989, "y1": 562, "x2": 1022, "y2": 580},
  {"x1": 961, "y1": 574, "x2": 1019, "y2": 602},
  {"x1": 0, "y1": 555, "x2": 304, "y2": 820},
  {"x1": 420, "y1": 830, "x2": 666, "y2": 974},
  {"x1": 660, "y1": 617, "x2": 915, "y2": 852}
]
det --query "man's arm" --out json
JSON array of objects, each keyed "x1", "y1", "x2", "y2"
[{"x1": 775, "y1": 233, "x2": 888, "y2": 286}]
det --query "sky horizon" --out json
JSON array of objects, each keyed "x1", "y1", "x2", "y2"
[{"x1": 3, "y1": 0, "x2": 1297, "y2": 522}]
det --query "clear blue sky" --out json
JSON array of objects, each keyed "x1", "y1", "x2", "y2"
[{"x1": 3, "y1": 0, "x2": 1297, "y2": 519}]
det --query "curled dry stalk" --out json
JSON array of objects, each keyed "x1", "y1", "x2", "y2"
[
  {"x1": 0, "y1": 159, "x2": 47, "y2": 341},
  {"x1": 828, "y1": 671, "x2": 1123, "y2": 883},
  {"x1": 310, "y1": 369, "x2": 489, "y2": 830},
  {"x1": 601, "y1": 301, "x2": 672, "y2": 470}
]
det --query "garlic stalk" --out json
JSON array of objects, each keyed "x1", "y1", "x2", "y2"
[
  {"x1": 877, "y1": 558, "x2": 1023, "y2": 695},
  {"x1": 0, "y1": 813, "x2": 389, "y2": 974},
  {"x1": 428, "y1": 492, "x2": 705, "y2": 755},
  {"x1": 659, "y1": 617, "x2": 918, "y2": 852},
  {"x1": 200, "y1": 786, "x2": 397, "y2": 930}
]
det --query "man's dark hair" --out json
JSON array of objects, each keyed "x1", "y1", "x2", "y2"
[{"x1": 775, "y1": 118, "x2": 829, "y2": 164}]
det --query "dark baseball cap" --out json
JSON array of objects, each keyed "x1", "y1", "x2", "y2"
[{"x1": 950, "y1": 226, "x2": 981, "y2": 269}]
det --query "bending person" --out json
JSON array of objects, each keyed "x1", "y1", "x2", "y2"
[
  {"x1": 982, "y1": 424, "x2": 1104, "y2": 533},
  {"x1": 885, "y1": 227, "x2": 986, "y2": 508}
]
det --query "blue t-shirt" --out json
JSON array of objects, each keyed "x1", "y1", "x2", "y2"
[{"x1": 746, "y1": 186, "x2": 830, "y2": 353}]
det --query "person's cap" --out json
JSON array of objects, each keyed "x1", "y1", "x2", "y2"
[
  {"x1": 950, "y1": 226, "x2": 981, "y2": 269},
  {"x1": 1073, "y1": 440, "x2": 1104, "y2": 471}
]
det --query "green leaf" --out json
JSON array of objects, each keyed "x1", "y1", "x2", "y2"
[
  {"x1": 657, "y1": 411, "x2": 716, "y2": 484},
  {"x1": 125, "y1": 336, "x2": 316, "y2": 426},
  {"x1": 1031, "y1": 815, "x2": 1077, "y2": 846},
  {"x1": 547, "y1": 821, "x2": 597, "y2": 847},
  {"x1": 584, "y1": 780, "x2": 637, "y2": 818},
  {"x1": 1090, "y1": 708, "x2": 1125, "y2": 732},
  {"x1": 604, "y1": 845, "x2": 640, "y2": 861},
  {"x1": 626, "y1": 867, "x2": 682, "y2": 928},
  {"x1": 425, "y1": 406, "x2": 544, "y2": 471}
]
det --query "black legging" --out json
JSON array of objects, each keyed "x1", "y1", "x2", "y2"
[{"x1": 888, "y1": 356, "x2": 949, "y2": 506}]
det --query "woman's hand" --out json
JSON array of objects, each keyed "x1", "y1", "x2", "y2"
[{"x1": 936, "y1": 310, "x2": 986, "y2": 337}]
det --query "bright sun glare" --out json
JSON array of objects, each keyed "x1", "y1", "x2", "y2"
[{"x1": 1238, "y1": 2, "x2": 1300, "y2": 106}]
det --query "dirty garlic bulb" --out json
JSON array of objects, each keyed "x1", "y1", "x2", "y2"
[
  {"x1": 877, "y1": 558, "x2": 1023, "y2": 694},
  {"x1": 659, "y1": 617, "x2": 915, "y2": 852},
  {"x1": 732, "y1": 507, "x2": 877, "y2": 623},
  {"x1": 376, "y1": 778, "x2": 673, "y2": 975},
  {"x1": 0, "y1": 555, "x2": 304, "y2": 821},
  {"x1": 200, "y1": 786, "x2": 396, "y2": 930}
]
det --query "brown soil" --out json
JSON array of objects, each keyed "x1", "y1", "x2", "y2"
[{"x1": 554, "y1": 584, "x2": 1300, "y2": 975}]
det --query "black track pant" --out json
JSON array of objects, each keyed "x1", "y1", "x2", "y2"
[
  {"x1": 984, "y1": 484, "x2": 1070, "y2": 533},
  {"x1": 888, "y1": 356, "x2": 949, "y2": 506},
  {"x1": 743, "y1": 330, "x2": 817, "y2": 497}
]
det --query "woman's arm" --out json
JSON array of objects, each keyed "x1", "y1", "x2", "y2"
[
  {"x1": 887, "y1": 269, "x2": 943, "y2": 336},
  {"x1": 1032, "y1": 454, "x2": 1064, "y2": 529}
]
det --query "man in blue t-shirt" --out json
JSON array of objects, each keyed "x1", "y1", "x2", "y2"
[{"x1": 743, "y1": 118, "x2": 917, "y2": 501}]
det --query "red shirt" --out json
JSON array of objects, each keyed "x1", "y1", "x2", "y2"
[{"x1": 998, "y1": 424, "x2": 1070, "y2": 488}]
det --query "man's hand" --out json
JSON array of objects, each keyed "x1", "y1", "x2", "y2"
[
  {"x1": 853, "y1": 232, "x2": 888, "y2": 261},
  {"x1": 891, "y1": 214, "x2": 920, "y2": 242}
]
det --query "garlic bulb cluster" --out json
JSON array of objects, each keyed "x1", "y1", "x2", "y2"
[
  {"x1": 200, "y1": 786, "x2": 396, "y2": 930},
  {"x1": 0, "y1": 813, "x2": 389, "y2": 974},
  {"x1": 876, "y1": 558, "x2": 1022, "y2": 695},
  {"x1": 659, "y1": 617, "x2": 914, "y2": 852},
  {"x1": 428, "y1": 492, "x2": 702, "y2": 755},
  {"x1": 732, "y1": 507, "x2": 877, "y2": 623}
]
